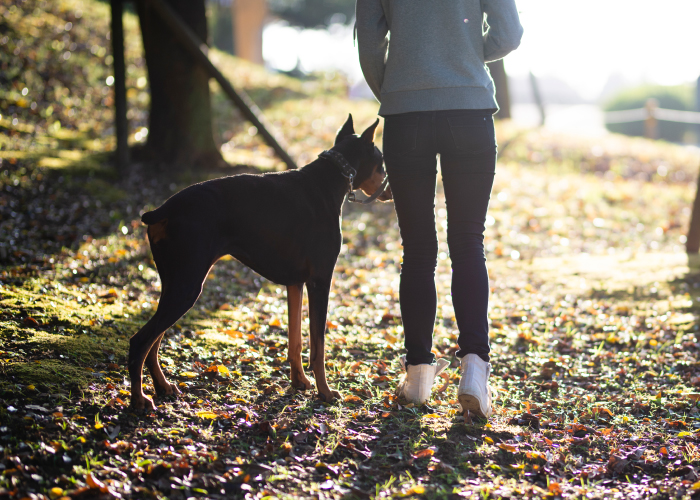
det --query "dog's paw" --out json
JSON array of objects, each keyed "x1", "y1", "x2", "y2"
[
  {"x1": 317, "y1": 390, "x2": 341, "y2": 403},
  {"x1": 155, "y1": 382, "x2": 181, "y2": 398},
  {"x1": 130, "y1": 393, "x2": 157, "y2": 412},
  {"x1": 292, "y1": 377, "x2": 314, "y2": 391}
]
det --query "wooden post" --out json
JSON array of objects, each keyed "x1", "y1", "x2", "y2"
[
  {"x1": 686, "y1": 162, "x2": 700, "y2": 254},
  {"x1": 696, "y1": 75, "x2": 700, "y2": 144},
  {"x1": 145, "y1": 0, "x2": 297, "y2": 170},
  {"x1": 529, "y1": 71, "x2": 545, "y2": 127},
  {"x1": 111, "y1": 0, "x2": 129, "y2": 172},
  {"x1": 684, "y1": 80, "x2": 700, "y2": 255},
  {"x1": 644, "y1": 98, "x2": 658, "y2": 140}
]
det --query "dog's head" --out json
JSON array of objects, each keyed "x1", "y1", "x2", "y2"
[{"x1": 334, "y1": 114, "x2": 393, "y2": 202}]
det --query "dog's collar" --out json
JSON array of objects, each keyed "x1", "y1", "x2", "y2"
[
  {"x1": 319, "y1": 149, "x2": 356, "y2": 199},
  {"x1": 319, "y1": 150, "x2": 356, "y2": 182},
  {"x1": 318, "y1": 149, "x2": 388, "y2": 205}
]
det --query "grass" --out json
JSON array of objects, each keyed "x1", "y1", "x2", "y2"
[{"x1": 3, "y1": 0, "x2": 700, "y2": 499}]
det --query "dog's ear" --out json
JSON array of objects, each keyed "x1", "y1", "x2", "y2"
[
  {"x1": 360, "y1": 118, "x2": 380, "y2": 144},
  {"x1": 335, "y1": 114, "x2": 355, "y2": 145}
]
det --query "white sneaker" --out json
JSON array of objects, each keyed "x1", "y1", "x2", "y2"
[
  {"x1": 396, "y1": 355, "x2": 450, "y2": 404},
  {"x1": 458, "y1": 353, "x2": 493, "y2": 418}
]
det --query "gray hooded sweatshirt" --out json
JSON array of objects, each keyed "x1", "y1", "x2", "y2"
[{"x1": 356, "y1": 0, "x2": 523, "y2": 116}]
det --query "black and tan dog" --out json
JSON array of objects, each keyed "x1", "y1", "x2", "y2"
[{"x1": 129, "y1": 115, "x2": 391, "y2": 410}]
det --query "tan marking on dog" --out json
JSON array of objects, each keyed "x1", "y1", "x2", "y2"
[
  {"x1": 359, "y1": 166, "x2": 393, "y2": 201},
  {"x1": 287, "y1": 284, "x2": 312, "y2": 390},
  {"x1": 310, "y1": 333, "x2": 341, "y2": 402},
  {"x1": 147, "y1": 219, "x2": 168, "y2": 244}
]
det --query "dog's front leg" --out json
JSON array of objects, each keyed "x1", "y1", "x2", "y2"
[
  {"x1": 306, "y1": 279, "x2": 341, "y2": 402},
  {"x1": 286, "y1": 284, "x2": 313, "y2": 390}
]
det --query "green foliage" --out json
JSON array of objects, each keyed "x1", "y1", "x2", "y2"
[
  {"x1": 268, "y1": 0, "x2": 355, "y2": 27},
  {"x1": 603, "y1": 84, "x2": 695, "y2": 142}
]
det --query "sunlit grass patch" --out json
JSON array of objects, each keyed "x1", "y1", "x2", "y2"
[{"x1": 4, "y1": 359, "x2": 94, "y2": 389}]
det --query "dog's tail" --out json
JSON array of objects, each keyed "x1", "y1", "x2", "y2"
[{"x1": 141, "y1": 206, "x2": 169, "y2": 225}]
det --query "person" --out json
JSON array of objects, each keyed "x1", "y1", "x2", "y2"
[{"x1": 356, "y1": 0, "x2": 523, "y2": 418}]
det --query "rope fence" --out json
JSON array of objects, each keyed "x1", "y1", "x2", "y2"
[
  {"x1": 604, "y1": 99, "x2": 700, "y2": 139},
  {"x1": 604, "y1": 98, "x2": 700, "y2": 139},
  {"x1": 605, "y1": 107, "x2": 700, "y2": 125}
]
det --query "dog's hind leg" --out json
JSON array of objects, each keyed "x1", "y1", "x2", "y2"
[
  {"x1": 287, "y1": 284, "x2": 312, "y2": 391},
  {"x1": 129, "y1": 279, "x2": 205, "y2": 410},
  {"x1": 129, "y1": 316, "x2": 162, "y2": 410},
  {"x1": 145, "y1": 334, "x2": 180, "y2": 398},
  {"x1": 307, "y1": 279, "x2": 341, "y2": 402}
]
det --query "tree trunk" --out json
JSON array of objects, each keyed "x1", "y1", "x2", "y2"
[
  {"x1": 111, "y1": 0, "x2": 129, "y2": 172},
  {"x1": 488, "y1": 59, "x2": 511, "y2": 120},
  {"x1": 137, "y1": 0, "x2": 224, "y2": 170},
  {"x1": 686, "y1": 161, "x2": 700, "y2": 254}
]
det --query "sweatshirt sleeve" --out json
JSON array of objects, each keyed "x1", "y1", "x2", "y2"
[
  {"x1": 355, "y1": 0, "x2": 389, "y2": 102},
  {"x1": 481, "y1": 0, "x2": 524, "y2": 63}
]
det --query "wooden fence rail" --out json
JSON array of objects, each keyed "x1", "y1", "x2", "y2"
[{"x1": 604, "y1": 98, "x2": 700, "y2": 140}]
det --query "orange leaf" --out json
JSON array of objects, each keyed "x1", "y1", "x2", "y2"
[
  {"x1": 498, "y1": 443, "x2": 517, "y2": 453},
  {"x1": 591, "y1": 407, "x2": 613, "y2": 418},
  {"x1": 548, "y1": 482, "x2": 562, "y2": 495},
  {"x1": 413, "y1": 448, "x2": 435, "y2": 459},
  {"x1": 373, "y1": 375, "x2": 390, "y2": 384},
  {"x1": 86, "y1": 473, "x2": 106, "y2": 491},
  {"x1": 23, "y1": 317, "x2": 40, "y2": 327},
  {"x1": 660, "y1": 446, "x2": 669, "y2": 457}
]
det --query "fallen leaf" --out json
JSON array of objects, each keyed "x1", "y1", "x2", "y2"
[
  {"x1": 413, "y1": 448, "x2": 435, "y2": 459},
  {"x1": 548, "y1": 482, "x2": 562, "y2": 495},
  {"x1": 498, "y1": 443, "x2": 518, "y2": 453}
]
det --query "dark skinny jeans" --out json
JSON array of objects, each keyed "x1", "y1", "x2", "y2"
[{"x1": 383, "y1": 109, "x2": 496, "y2": 365}]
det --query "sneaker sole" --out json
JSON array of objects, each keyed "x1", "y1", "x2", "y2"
[{"x1": 459, "y1": 394, "x2": 487, "y2": 419}]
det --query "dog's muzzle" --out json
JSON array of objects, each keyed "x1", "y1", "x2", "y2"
[
  {"x1": 319, "y1": 149, "x2": 390, "y2": 205},
  {"x1": 347, "y1": 175, "x2": 390, "y2": 204}
]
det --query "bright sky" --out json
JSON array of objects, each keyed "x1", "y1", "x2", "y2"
[
  {"x1": 507, "y1": 0, "x2": 700, "y2": 100},
  {"x1": 263, "y1": 0, "x2": 700, "y2": 102}
]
